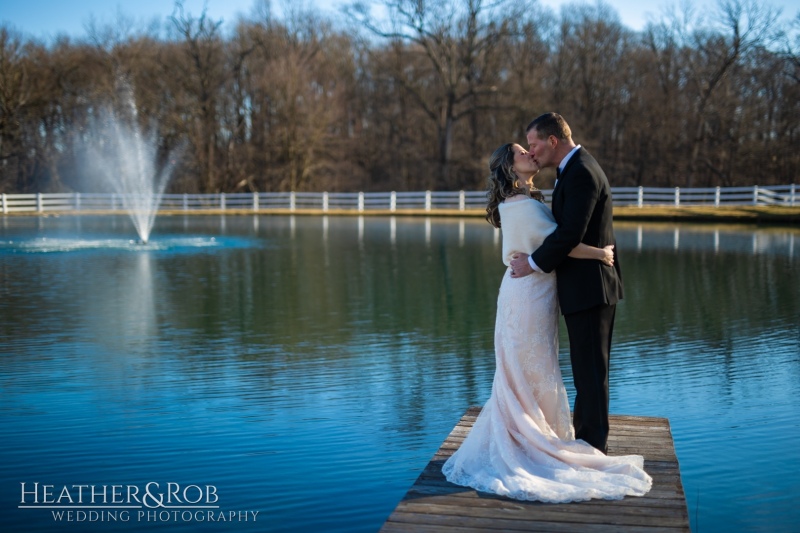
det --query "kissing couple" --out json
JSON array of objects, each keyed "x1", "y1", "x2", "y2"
[{"x1": 442, "y1": 113, "x2": 652, "y2": 502}]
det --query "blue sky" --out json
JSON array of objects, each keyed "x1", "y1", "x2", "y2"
[{"x1": 1, "y1": 0, "x2": 797, "y2": 40}]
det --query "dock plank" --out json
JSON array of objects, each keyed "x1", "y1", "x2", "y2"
[{"x1": 381, "y1": 406, "x2": 690, "y2": 532}]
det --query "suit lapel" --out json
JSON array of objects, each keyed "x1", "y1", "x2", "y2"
[
  {"x1": 551, "y1": 147, "x2": 581, "y2": 222},
  {"x1": 559, "y1": 147, "x2": 582, "y2": 179},
  {"x1": 551, "y1": 176, "x2": 564, "y2": 222}
]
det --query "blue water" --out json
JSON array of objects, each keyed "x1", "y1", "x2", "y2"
[{"x1": 0, "y1": 215, "x2": 798, "y2": 532}]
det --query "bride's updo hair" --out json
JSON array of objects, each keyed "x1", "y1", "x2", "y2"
[{"x1": 486, "y1": 143, "x2": 544, "y2": 228}]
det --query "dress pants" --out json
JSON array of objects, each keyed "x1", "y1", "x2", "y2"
[{"x1": 564, "y1": 303, "x2": 616, "y2": 454}]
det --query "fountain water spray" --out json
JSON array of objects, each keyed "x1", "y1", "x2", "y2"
[{"x1": 86, "y1": 79, "x2": 180, "y2": 244}]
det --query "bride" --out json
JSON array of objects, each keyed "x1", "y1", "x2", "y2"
[{"x1": 442, "y1": 143, "x2": 652, "y2": 503}]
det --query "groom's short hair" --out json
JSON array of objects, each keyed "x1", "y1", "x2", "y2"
[{"x1": 526, "y1": 113, "x2": 572, "y2": 141}]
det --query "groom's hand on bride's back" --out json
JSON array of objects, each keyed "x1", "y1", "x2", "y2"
[
  {"x1": 510, "y1": 254, "x2": 534, "y2": 278},
  {"x1": 601, "y1": 245, "x2": 615, "y2": 267}
]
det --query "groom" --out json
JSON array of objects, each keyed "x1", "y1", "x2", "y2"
[{"x1": 510, "y1": 112, "x2": 623, "y2": 454}]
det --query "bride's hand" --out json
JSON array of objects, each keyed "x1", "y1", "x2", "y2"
[{"x1": 600, "y1": 245, "x2": 615, "y2": 266}]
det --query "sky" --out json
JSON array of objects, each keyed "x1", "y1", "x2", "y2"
[{"x1": 1, "y1": 0, "x2": 797, "y2": 41}]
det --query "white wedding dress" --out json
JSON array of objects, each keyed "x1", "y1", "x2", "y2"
[{"x1": 441, "y1": 197, "x2": 652, "y2": 502}]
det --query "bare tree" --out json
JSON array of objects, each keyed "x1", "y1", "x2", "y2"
[
  {"x1": 239, "y1": 4, "x2": 356, "y2": 192},
  {"x1": 0, "y1": 0, "x2": 796, "y2": 194},
  {"x1": 683, "y1": 0, "x2": 779, "y2": 185},
  {"x1": 169, "y1": 2, "x2": 225, "y2": 192},
  {"x1": 347, "y1": 0, "x2": 520, "y2": 188},
  {"x1": 0, "y1": 28, "x2": 29, "y2": 190}
]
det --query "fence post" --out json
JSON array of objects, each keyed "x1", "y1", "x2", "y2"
[
  {"x1": 791, "y1": 184, "x2": 796, "y2": 207},
  {"x1": 290, "y1": 191, "x2": 296, "y2": 212},
  {"x1": 459, "y1": 190, "x2": 466, "y2": 211},
  {"x1": 1, "y1": 193, "x2": 6, "y2": 214},
  {"x1": 182, "y1": 193, "x2": 188, "y2": 211},
  {"x1": 37, "y1": 193, "x2": 44, "y2": 213},
  {"x1": 715, "y1": 186, "x2": 721, "y2": 208},
  {"x1": 752, "y1": 185, "x2": 758, "y2": 206},
  {"x1": 74, "y1": 193, "x2": 81, "y2": 212},
  {"x1": 253, "y1": 192, "x2": 259, "y2": 211},
  {"x1": 637, "y1": 187, "x2": 644, "y2": 208},
  {"x1": 390, "y1": 191, "x2": 397, "y2": 212},
  {"x1": 322, "y1": 192, "x2": 329, "y2": 212},
  {"x1": 425, "y1": 190, "x2": 432, "y2": 212},
  {"x1": 674, "y1": 187, "x2": 680, "y2": 207},
  {"x1": 358, "y1": 191, "x2": 365, "y2": 212},
  {"x1": 220, "y1": 193, "x2": 226, "y2": 211}
]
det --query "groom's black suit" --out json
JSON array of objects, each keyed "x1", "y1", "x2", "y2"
[{"x1": 531, "y1": 147, "x2": 623, "y2": 453}]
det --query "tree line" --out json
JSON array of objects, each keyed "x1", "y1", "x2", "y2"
[{"x1": 0, "y1": 0, "x2": 797, "y2": 194}]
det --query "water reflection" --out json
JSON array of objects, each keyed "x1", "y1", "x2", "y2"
[
  {"x1": 618, "y1": 222, "x2": 797, "y2": 258},
  {"x1": 0, "y1": 215, "x2": 797, "y2": 533},
  {"x1": 425, "y1": 217, "x2": 431, "y2": 246},
  {"x1": 89, "y1": 251, "x2": 160, "y2": 350}
]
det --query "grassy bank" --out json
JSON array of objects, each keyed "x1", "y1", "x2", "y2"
[
  {"x1": 8, "y1": 205, "x2": 800, "y2": 225},
  {"x1": 612, "y1": 205, "x2": 800, "y2": 224}
]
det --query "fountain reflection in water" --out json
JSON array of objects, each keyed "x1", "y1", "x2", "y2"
[{"x1": 85, "y1": 80, "x2": 180, "y2": 244}]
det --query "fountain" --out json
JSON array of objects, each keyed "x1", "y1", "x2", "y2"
[
  {"x1": 0, "y1": 80, "x2": 257, "y2": 256},
  {"x1": 85, "y1": 80, "x2": 179, "y2": 244}
]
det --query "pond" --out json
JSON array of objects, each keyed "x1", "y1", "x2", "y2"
[{"x1": 0, "y1": 215, "x2": 797, "y2": 532}]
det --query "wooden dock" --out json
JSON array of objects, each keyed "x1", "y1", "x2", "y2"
[{"x1": 381, "y1": 406, "x2": 690, "y2": 532}]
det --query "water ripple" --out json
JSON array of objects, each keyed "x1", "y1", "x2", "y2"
[{"x1": 0, "y1": 216, "x2": 797, "y2": 532}]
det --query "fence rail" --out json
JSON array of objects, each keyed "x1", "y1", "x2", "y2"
[{"x1": 0, "y1": 185, "x2": 797, "y2": 214}]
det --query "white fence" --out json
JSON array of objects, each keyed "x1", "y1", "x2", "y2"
[{"x1": 0, "y1": 185, "x2": 797, "y2": 214}]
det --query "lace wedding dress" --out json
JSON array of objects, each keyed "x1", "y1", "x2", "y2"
[{"x1": 442, "y1": 197, "x2": 652, "y2": 502}]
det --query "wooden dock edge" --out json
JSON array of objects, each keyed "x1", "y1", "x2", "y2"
[{"x1": 381, "y1": 406, "x2": 690, "y2": 532}]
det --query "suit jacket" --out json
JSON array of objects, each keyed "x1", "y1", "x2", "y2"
[{"x1": 531, "y1": 147, "x2": 623, "y2": 315}]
